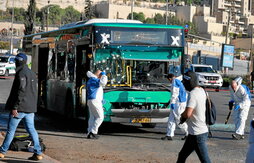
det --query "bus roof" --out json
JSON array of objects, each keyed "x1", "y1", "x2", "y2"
[{"x1": 24, "y1": 19, "x2": 184, "y2": 38}]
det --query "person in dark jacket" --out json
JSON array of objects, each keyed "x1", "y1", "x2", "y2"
[{"x1": 0, "y1": 53, "x2": 43, "y2": 161}]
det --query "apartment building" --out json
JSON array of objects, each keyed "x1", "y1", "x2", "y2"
[{"x1": 212, "y1": 0, "x2": 254, "y2": 36}]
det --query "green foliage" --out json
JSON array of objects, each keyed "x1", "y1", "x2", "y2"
[
  {"x1": 0, "y1": 41, "x2": 10, "y2": 49},
  {"x1": 154, "y1": 13, "x2": 164, "y2": 24},
  {"x1": 61, "y1": 6, "x2": 81, "y2": 25},
  {"x1": 40, "y1": 5, "x2": 63, "y2": 26},
  {"x1": 127, "y1": 12, "x2": 145, "y2": 22},
  {"x1": 0, "y1": 5, "x2": 82, "y2": 29},
  {"x1": 126, "y1": 12, "x2": 198, "y2": 35},
  {"x1": 24, "y1": 0, "x2": 36, "y2": 35},
  {"x1": 5, "y1": 8, "x2": 26, "y2": 22},
  {"x1": 145, "y1": 18, "x2": 155, "y2": 24},
  {"x1": 83, "y1": 0, "x2": 95, "y2": 20},
  {"x1": 184, "y1": 0, "x2": 201, "y2": 5}
]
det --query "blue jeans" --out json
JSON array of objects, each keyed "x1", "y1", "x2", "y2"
[
  {"x1": 177, "y1": 132, "x2": 211, "y2": 163},
  {"x1": 0, "y1": 112, "x2": 42, "y2": 155}
]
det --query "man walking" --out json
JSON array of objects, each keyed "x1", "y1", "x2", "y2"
[
  {"x1": 177, "y1": 72, "x2": 211, "y2": 163},
  {"x1": 86, "y1": 70, "x2": 108, "y2": 139},
  {"x1": 229, "y1": 77, "x2": 251, "y2": 140},
  {"x1": 0, "y1": 53, "x2": 42, "y2": 161},
  {"x1": 161, "y1": 74, "x2": 188, "y2": 140}
]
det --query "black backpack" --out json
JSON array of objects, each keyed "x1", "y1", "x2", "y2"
[
  {"x1": 9, "y1": 135, "x2": 46, "y2": 152},
  {"x1": 205, "y1": 90, "x2": 216, "y2": 125}
]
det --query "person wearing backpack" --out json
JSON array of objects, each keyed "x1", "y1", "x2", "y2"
[
  {"x1": 177, "y1": 72, "x2": 211, "y2": 163},
  {"x1": 229, "y1": 77, "x2": 251, "y2": 140}
]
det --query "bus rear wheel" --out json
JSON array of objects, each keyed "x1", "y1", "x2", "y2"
[{"x1": 141, "y1": 123, "x2": 156, "y2": 128}]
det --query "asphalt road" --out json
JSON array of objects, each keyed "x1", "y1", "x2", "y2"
[{"x1": 0, "y1": 78, "x2": 254, "y2": 162}]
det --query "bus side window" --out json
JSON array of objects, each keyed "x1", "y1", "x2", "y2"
[
  {"x1": 57, "y1": 52, "x2": 66, "y2": 80},
  {"x1": 48, "y1": 50, "x2": 56, "y2": 79}
]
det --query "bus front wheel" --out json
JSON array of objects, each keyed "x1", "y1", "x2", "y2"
[
  {"x1": 64, "y1": 93, "x2": 74, "y2": 119},
  {"x1": 141, "y1": 123, "x2": 156, "y2": 128}
]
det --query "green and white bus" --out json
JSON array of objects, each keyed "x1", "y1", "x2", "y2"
[{"x1": 22, "y1": 19, "x2": 186, "y2": 127}]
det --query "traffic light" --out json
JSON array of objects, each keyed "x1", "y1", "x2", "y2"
[{"x1": 184, "y1": 28, "x2": 189, "y2": 38}]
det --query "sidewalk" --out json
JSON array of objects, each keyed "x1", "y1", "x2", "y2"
[{"x1": 0, "y1": 151, "x2": 61, "y2": 163}]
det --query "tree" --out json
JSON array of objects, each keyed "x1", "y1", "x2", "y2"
[
  {"x1": 127, "y1": 12, "x2": 145, "y2": 22},
  {"x1": 24, "y1": 0, "x2": 36, "y2": 35},
  {"x1": 7, "y1": 8, "x2": 26, "y2": 22},
  {"x1": 61, "y1": 6, "x2": 81, "y2": 25},
  {"x1": 41, "y1": 5, "x2": 63, "y2": 26},
  {"x1": 145, "y1": 18, "x2": 155, "y2": 24},
  {"x1": 0, "y1": 41, "x2": 10, "y2": 50},
  {"x1": 83, "y1": 0, "x2": 95, "y2": 20},
  {"x1": 154, "y1": 13, "x2": 164, "y2": 24}
]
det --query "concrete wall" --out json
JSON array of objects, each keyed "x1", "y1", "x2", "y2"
[
  {"x1": 196, "y1": 6, "x2": 211, "y2": 17},
  {"x1": 194, "y1": 16, "x2": 223, "y2": 35},
  {"x1": 95, "y1": 3, "x2": 169, "y2": 19},
  {"x1": 1, "y1": 0, "x2": 87, "y2": 12},
  {"x1": 175, "y1": 5, "x2": 196, "y2": 22},
  {"x1": 231, "y1": 38, "x2": 253, "y2": 50}
]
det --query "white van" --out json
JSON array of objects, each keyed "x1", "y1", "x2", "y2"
[{"x1": 0, "y1": 55, "x2": 16, "y2": 76}]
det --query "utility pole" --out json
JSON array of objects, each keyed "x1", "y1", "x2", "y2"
[
  {"x1": 131, "y1": 0, "x2": 134, "y2": 20},
  {"x1": 225, "y1": 9, "x2": 231, "y2": 44},
  {"x1": 46, "y1": 0, "x2": 50, "y2": 32},
  {"x1": 10, "y1": 0, "x2": 14, "y2": 54},
  {"x1": 250, "y1": 24, "x2": 253, "y2": 73},
  {"x1": 165, "y1": 0, "x2": 168, "y2": 25}
]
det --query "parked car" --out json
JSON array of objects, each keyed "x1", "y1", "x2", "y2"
[
  {"x1": 0, "y1": 54, "x2": 16, "y2": 76},
  {"x1": 188, "y1": 64, "x2": 223, "y2": 90}
]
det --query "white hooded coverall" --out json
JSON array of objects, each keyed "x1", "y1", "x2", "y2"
[
  {"x1": 246, "y1": 120, "x2": 254, "y2": 163},
  {"x1": 229, "y1": 78, "x2": 251, "y2": 135},
  {"x1": 86, "y1": 71, "x2": 108, "y2": 134},
  {"x1": 166, "y1": 78, "x2": 188, "y2": 137}
]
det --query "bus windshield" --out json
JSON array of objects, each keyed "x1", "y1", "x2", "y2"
[{"x1": 95, "y1": 26, "x2": 183, "y2": 46}]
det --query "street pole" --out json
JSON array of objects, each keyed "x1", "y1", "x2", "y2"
[
  {"x1": 131, "y1": 0, "x2": 134, "y2": 20},
  {"x1": 10, "y1": 0, "x2": 14, "y2": 54},
  {"x1": 165, "y1": 0, "x2": 168, "y2": 25},
  {"x1": 46, "y1": 0, "x2": 50, "y2": 32},
  {"x1": 250, "y1": 24, "x2": 253, "y2": 73},
  {"x1": 224, "y1": 9, "x2": 231, "y2": 74},
  {"x1": 225, "y1": 10, "x2": 231, "y2": 44}
]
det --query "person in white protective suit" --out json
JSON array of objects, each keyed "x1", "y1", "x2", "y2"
[
  {"x1": 86, "y1": 70, "x2": 108, "y2": 139},
  {"x1": 229, "y1": 77, "x2": 251, "y2": 140},
  {"x1": 246, "y1": 119, "x2": 254, "y2": 163},
  {"x1": 161, "y1": 74, "x2": 188, "y2": 141}
]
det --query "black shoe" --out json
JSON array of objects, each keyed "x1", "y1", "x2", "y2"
[
  {"x1": 232, "y1": 134, "x2": 244, "y2": 140},
  {"x1": 181, "y1": 136, "x2": 187, "y2": 140},
  {"x1": 87, "y1": 132, "x2": 99, "y2": 139},
  {"x1": 161, "y1": 136, "x2": 173, "y2": 140},
  {"x1": 28, "y1": 153, "x2": 43, "y2": 161}
]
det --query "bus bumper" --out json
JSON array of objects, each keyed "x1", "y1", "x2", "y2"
[{"x1": 109, "y1": 109, "x2": 170, "y2": 123}]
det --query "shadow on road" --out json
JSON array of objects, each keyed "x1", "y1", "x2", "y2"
[{"x1": 34, "y1": 110, "x2": 151, "y2": 136}]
